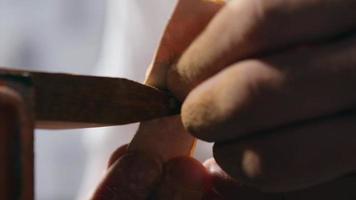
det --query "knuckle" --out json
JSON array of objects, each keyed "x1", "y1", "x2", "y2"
[
  {"x1": 224, "y1": 60, "x2": 268, "y2": 111},
  {"x1": 225, "y1": 0, "x2": 268, "y2": 26},
  {"x1": 232, "y1": 59, "x2": 284, "y2": 101},
  {"x1": 234, "y1": 60, "x2": 266, "y2": 95},
  {"x1": 167, "y1": 65, "x2": 192, "y2": 100},
  {"x1": 225, "y1": 0, "x2": 286, "y2": 46}
]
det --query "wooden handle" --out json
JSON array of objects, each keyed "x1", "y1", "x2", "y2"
[
  {"x1": 0, "y1": 84, "x2": 34, "y2": 200},
  {"x1": 0, "y1": 68, "x2": 179, "y2": 129}
]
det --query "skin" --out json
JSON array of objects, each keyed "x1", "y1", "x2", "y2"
[
  {"x1": 0, "y1": 1, "x2": 354, "y2": 199},
  {"x1": 94, "y1": 145, "x2": 356, "y2": 200},
  {"x1": 172, "y1": 0, "x2": 356, "y2": 192},
  {"x1": 92, "y1": 1, "x2": 221, "y2": 199},
  {"x1": 92, "y1": 0, "x2": 356, "y2": 199}
]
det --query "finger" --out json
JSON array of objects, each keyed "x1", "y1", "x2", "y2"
[
  {"x1": 182, "y1": 33, "x2": 356, "y2": 142},
  {"x1": 169, "y1": 0, "x2": 356, "y2": 99},
  {"x1": 107, "y1": 144, "x2": 129, "y2": 168},
  {"x1": 154, "y1": 156, "x2": 210, "y2": 200},
  {"x1": 213, "y1": 112, "x2": 356, "y2": 192},
  {"x1": 129, "y1": 116, "x2": 195, "y2": 162},
  {"x1": 285, "y1": 174, "x2": 356, "y2": 200},
  {"x1": 145, "y1": 0, "x2": 224, "y2": 89},
  {"x1": 203, "y1": 158, "x2": 284, "y2": 200},
  {"x1": 91, "y1": 151, "x2": 162, "y2": 200}
]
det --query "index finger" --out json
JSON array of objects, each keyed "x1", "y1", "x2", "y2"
[
  {"x1": 145, "y1": 0, "x2": 225, "y2": 89},
  {"x1": 169, "y1": 0, "x2": 356, "y2": 99}
]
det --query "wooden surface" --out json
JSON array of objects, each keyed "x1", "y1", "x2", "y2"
[
  {"x1": 0, "y1": 85, "x2": 34, "y2": 200},
  {"x1": 0, "y1": 68, "x2": 180, "y2": 129}
]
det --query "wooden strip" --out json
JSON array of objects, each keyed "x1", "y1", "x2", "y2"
[
  {"x1": 0, "y1": 85, "x2": 34, "y2": 200},
  {"x1": 0, "y1": 68, "x2": 179, "y2": 129}
]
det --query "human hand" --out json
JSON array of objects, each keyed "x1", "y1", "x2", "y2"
[
  {"x1": 166, "y1": 0, "x2": 356, "y2": 192},
  {"x1": 91, "y1": 144, "x2": 284, "y2": 200},
  {"x1": 91, "y1": 1, "x2": 224, "y2": 199},
  {"x1": 93, "y1": 0, "x2": 356, "y2": 198},
  {"x1": 91, "y1": 145, "x2": 356, "y2": 200}
]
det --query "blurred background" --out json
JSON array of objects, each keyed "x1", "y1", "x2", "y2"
[{"x1": 0, "y1": 0, "x2": 212, "y2": 199}]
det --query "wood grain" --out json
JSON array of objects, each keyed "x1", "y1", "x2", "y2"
[
  {"x1": 0, "y1": 86, "x2": 34, "y2": 200},
  {"x1": 0, "y1": 68, "x2": 179, "y2": 129}
]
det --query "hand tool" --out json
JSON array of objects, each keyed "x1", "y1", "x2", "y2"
[{"x1": 0, "y1": 67, "x2": 179, "y2": 129}]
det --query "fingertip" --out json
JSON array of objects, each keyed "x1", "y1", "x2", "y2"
[
  {"x1": 92, "y1": 151, "x2": 162, "y2": 200},
  {"x1": 165, "y1": 157, "x2": 211, "y2": 191},
  {"x1": 204, "y1": 158, "x2": 243, "y2": 193},
  {"x1": 204, "y1": 158, "x2": 233, "y2": 182},
  {"x1": 180, "y1": 79, "x2": 217, "y2": 142},
  {"x1": 181, "y1": 73, "x2": 237, "y2": 142},
  {"x1": 182, "y1": 59, "x2": 282, "y2": 143},
  {"x1": 155, "y1": 157, "x2": 211, "y2": 199},
  {"x1": 107, "y1": 144, "x2": 129, "y2": 168}
]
